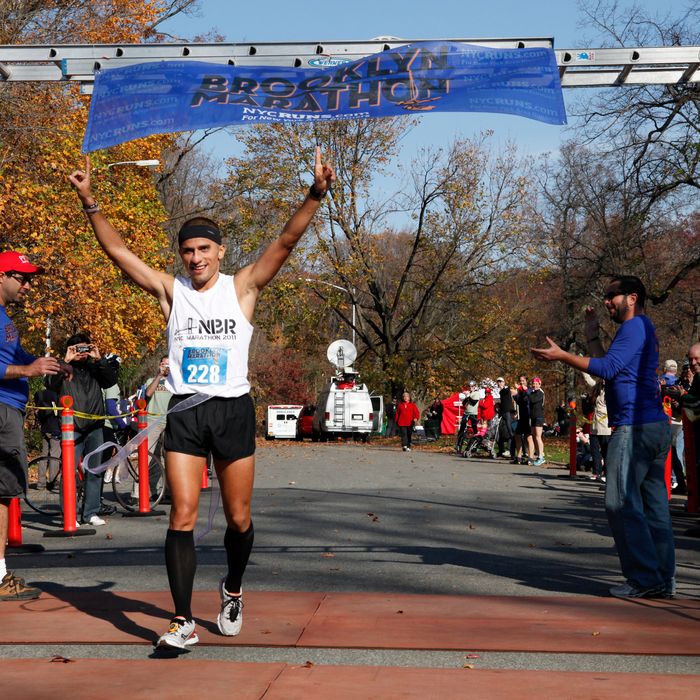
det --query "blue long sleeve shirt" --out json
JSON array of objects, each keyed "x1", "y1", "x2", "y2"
[
  {"x1": 0, "y1": 305, "x2": 37, "y2": 411},
  {"x1": 587, "y1": 315, "x2": 666, "y2": 427}
]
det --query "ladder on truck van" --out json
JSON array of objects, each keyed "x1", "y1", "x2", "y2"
[
  {"x1": 0, "y1": 39, "x2": 698, "y2": 92},
  {"x1": 333, "y1": 391, "x2": 345, "y2": 425}
]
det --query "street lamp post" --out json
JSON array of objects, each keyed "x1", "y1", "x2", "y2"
[
  {"x1": 303, "y1": 278, "x2": 356, "y2": 346},
  {"x1": 105, "y1": 159, "x2": 160, "y2": 169}
]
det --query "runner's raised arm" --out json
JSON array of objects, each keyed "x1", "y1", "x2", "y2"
[{"x1": 69, "y1": 157, "x2": 173, "y2": 316}]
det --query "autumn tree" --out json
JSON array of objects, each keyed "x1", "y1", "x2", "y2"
[
  {"x1": 216, "y1": 121, "x2": 536, "y2": 399},
  {"x1": 530, "y1": 134, "x2": 700, "y2": 404},
  {"x1": 572, "y1": 0, "x2": 700, "y2": 299},
  {"x1": 0, "y1": 1, "x2": 198, "y2": 359}
]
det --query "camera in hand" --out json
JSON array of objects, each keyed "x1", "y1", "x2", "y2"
[{"x1": 76, "y1": 344, "x2": 91, "y2": 353}]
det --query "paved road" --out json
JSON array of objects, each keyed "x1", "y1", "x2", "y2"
[{"x1": 6, "y1": 441, "x2": 700, "y2": 673}]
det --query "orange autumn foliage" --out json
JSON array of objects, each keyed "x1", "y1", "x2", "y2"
[{"x1": 0, "y1": 1, "x2": 184, "y2": 358}]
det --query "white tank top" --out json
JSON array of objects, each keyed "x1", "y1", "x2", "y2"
[{"x1": 165, "y1": 273, "x2": 253, "y2": 397}]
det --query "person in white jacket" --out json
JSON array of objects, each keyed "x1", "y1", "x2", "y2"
[{"x1": 582, "y1": 372, "x2": 611, "y2": 482}]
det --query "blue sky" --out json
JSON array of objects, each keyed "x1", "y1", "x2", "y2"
[{"x1": 159, "y1": 0, "x2": 677, "y2": 161}]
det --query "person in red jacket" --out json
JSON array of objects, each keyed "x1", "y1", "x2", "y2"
[
  {"x1": 477, "y1": 387, "x2": 496, "y2": 424},
  {"x1": 395, "y1": 391, "x2": 420, "y2": 452}
]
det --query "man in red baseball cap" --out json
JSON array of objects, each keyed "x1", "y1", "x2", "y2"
[
  {"x1": 0, "y1": 251, "x2": 46, "y2": 276},
  {"x1": 0, "y1": 251, "x2": 62, "y2": 601}
]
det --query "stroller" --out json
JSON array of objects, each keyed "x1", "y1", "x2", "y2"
[{"x1": 461, "y1": 415, "x2": 501, "y2": 459}]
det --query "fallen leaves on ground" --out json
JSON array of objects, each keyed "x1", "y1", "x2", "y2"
[{"x1": 50, "y1": 656, "x2": 74, "y2": 663}]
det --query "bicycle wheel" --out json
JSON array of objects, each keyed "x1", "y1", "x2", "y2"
[
  {"x1": 24, "y1": 456, "x2": 63, "y2": 515},
  {"x1": 112, "y1": 451, "x2": 166, "y2": 512}
]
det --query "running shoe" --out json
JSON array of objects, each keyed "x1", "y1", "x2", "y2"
[
  {"x1": 217, "y1": 578, "x2": 244, "y2": 636},
  {"x1": 0, "y1": 572, "x2": 41, "y2": 601},
  {"x1": 609, "y1": 581, "x2": 666, "y2": 599},
  {"x1": 156, "y1": 617, "x2": 199, "y2": 649},
  {"x1": 533, "y1": 457, "x2": 546, "y2": 466}
]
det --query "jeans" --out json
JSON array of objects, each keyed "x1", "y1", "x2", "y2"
[
  {"x1": 497, "y1": 413, "x2": 514, "y2": 454},
  {"x1": 604, "y1": 421, "x2": 674, "y2": 589},
  {"x1": 38, "y1": 433, "x2": 61, "y2": 488},
  {"x1": 72, "y1": 427, "x2": 108, "y2": 521},
  {"x1": 589, "y1": 434, "x2": 609, "y2": 478},
  {"x1": 399, "y1": 425, "x2": 413, "y2": 449}
]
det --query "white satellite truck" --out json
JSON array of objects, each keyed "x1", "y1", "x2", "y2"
[{"x1": 312, "y1": 340, "x2": 375, "y2": 442}]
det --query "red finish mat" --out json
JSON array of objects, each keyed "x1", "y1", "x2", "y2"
[
  {"x1": 298, "y1": 592, "x2": 700, "y2": 655},
  {"x1": 0, "y1": 590, "x2": 322, "y2": 646},
  {"x1": 2, "y1": 659, "x2": 699, "y2": 700},
  {"x1": 1, "y1": 590, "x2": 699, "y2": 655}
]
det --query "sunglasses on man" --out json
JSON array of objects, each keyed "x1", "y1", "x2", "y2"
[{"x1": 4, "y1": 271, "x2": 34, "y2": 286}]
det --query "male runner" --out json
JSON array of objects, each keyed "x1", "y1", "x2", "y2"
[{"x1": 69, "y1": 149, "x2": 336, "y2": 647}]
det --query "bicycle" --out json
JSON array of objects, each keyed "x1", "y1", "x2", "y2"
[
  {"x1": 24, "y1": 443, "x2": 166, "y2": 515},
  {"x1": 24, "y1": 454, "x2": 76, "y2": 516}
]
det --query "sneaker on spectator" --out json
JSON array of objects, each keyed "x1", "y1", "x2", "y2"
[
  {"x1": 533, "y1": 456, "x2": 546, "y2": 466},
  {"x1": 501, "y1": 451, "x2": 511, "y2": 458},
  {"x1": 217, "y1": 578, "x2": 243, "y2": 636},
  {"x1": 86, "y1": 515, "x2": 106, "y2": 526},
  {"x1": 156, "y1": 617, "x2": 199, "y2": 649},
  {"x1": 609, "y1": 581, "x2": 666, "y2": 599},
  {"x1": 0, "y1": 572, "x2": 41, "y2": 601}
]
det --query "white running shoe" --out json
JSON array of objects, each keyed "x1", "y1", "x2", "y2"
[
  {"x1": 217, "y1": 578, "x2": 243, "y2": 636},
  {"x1": 87, "y1": 515, "x2": 106, "y2": 526},
  {"x1": 156, "y1": 617, "x2": 199, "y2": 649}
]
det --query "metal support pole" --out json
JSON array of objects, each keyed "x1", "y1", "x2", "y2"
[{"x1": 568, "y1": 402, "x2": 577, "y2": 477}]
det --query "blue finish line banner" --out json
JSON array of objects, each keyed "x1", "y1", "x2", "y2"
[{"x1": 82, "y1": 42, "x2": 567, "y2": 152}]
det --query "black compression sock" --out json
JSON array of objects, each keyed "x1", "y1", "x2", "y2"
[
  {"x1": 165, "y1": 528, "x2": 196, "y2": 620},
  {"x1": 224, "y1": 522, "x2": 254, "y2": 594}
]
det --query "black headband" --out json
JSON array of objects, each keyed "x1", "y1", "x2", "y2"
[{"x1": 178, "y1": 224, "x2": 222, "y2": 246}]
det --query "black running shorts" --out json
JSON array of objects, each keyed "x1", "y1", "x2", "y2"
[
  {"x1": 164, "y1": 394, "x2": 256, "y2": 462},
  {"x1": 516, "y1": 418, "x2": 531, "y2": 436},
  {"x1": 0, "y1": 403, "x2": 28, "y2": 497}
]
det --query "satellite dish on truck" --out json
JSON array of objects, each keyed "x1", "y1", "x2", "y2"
[{"x1": 327, "y1": 339, "x2": 357, "y2": 371}]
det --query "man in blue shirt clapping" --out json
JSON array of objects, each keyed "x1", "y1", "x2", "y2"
[{"x1": 532, "y1": 275, "x2": 674, "y2": 599}]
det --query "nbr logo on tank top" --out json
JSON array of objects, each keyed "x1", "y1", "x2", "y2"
[{"x1": 174, "y1": 317, "x2": 238, "y2": 342}]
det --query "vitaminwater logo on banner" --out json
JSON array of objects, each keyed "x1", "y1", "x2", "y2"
[{"x1": 83, "y1": 41, "x2": 567, "y2": 152}]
